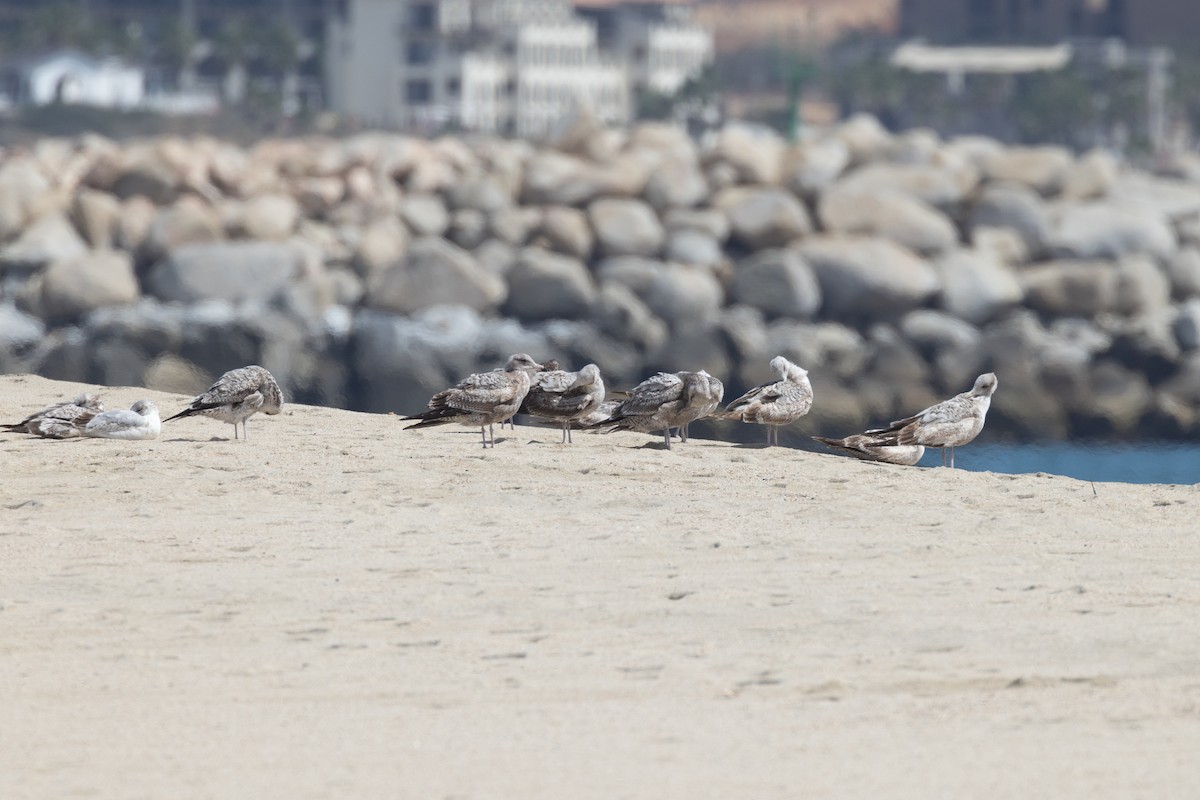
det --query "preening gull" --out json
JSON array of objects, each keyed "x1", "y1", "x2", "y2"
[
  {"x1": 502, "y1": 358, "x2": 559, "y2": 430},
  {"x1": 722, "y1": 356, "x2": 812, "y2": 446},
  {"x1": 520, "y1": 363, "x2": 605, "y2": 444},
  {"x1": 812, "y1": 433, "x2": 925, "y2": 466},
  {"x1": 403, "y1": 353, "x2": 543, "y2": 448},
  {"x1": 83, "y1": 400, "x2": 161, "y2": 441},
  {"x1": 865, "y1": 372, "x2": 998, "y2": 468},
  {"x1": 2, "y1": 392, "x2": 104, "y2": 439},
  {"x1": 164, "y1": 365, "x2": 284, "y2": 440},
  {"x1": 596, "y1": 370, "x2": 721, "y2": 450},
  {"x1": 678, "y1": 370, "x2": 724, "y2": 443}
]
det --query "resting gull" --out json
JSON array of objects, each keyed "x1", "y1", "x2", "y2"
[
  {"x1": 722, "y1": 356, "x2": 812, "y2": 446},
  {"x1": 83, "y1": 400, "x2": 161, "y2": 441},
  {"x1": 403, "y1": 353, "x2": 543, "y2": 448},
  {"x1": 2, "y1": 392, "x2": 104, "y2": 439},
  {"x1": 865, "y1": 372, "x2": 998, "y2": 468},
  {"x1": 502, "y1": 358, "x2": 559, "y2": 430},
  {"x1": 677, "y1": 370, "x2": 724, "y2": 443},
  {"x1": 164, "y1": 365, "x2": 284, "y2": 440},
  {"x1": 812, "y1": 433, "x2": 925, "y2": 466},
  {"x1": 596, "y1": 370, "x2": 720, "y2": 450},
  {"x1": 521, "y1": 363, "x2": 605, "y2": 444}
]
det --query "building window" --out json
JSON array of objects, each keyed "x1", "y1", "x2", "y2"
[
  {"x1": 446, "y1": 77, "x2": 461, "y2": 96},
  {"x1": 406, "y1": 79, "x2": 432, "y2": 103},
  {"x1": 410, "y1": 3, "x2": 436, "y2": 31},
  {"x1": 407, "y1": 41, "x2": 435, "y2": 65}
]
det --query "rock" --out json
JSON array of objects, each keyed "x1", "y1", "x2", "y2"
[
  {"x1": 353, "y1": 217, "x2": 409, "y2": 277},
  {"x1": 588, "y1": 198, "x2": 665, "y2": 258},
  {"x1": 503, "y1": 248, "x2": 596, "y2": 321},
  {"x1": 1104, "y1": 311, "x2": 1180, "y2": 382},
  {"x1": 295, "y1": 176, "x2": 345, "y2": 217},
  {"x1": 1020, "y1": 261, "x2": 1119, "y2": 317},
  {"x1": 473, "y1": 239, "x2": 518, "y2": 277},
  {"x1": 932, "y1": 249, "x2": 1023, "y2": 325},
  {"x1": 1047, "y1": 203, "x2": 1176, "y2": 261},
  {"x1": 766, "y1": 321, "x2": 866, "y2": 382},
  {"x1": 832, "y1": 162, "x2": 974, "y2": 209},
  {"x1": 0, "y1": 302, "x2": 45, "y2": 352},
  {"x1": 539, "y1": 206, "x2": 594, "y2": 260},
  {"x1": 367, "y1": 237, "x2": 505, "y2": 314},
  {"x1": 138, "y1": 197, "x2": 223, "y2": 266},
  {"x1": 720, "y1": 305, "x2": 769, "y2": 367},
  {"x1": 115, "y1": 195, "x2": 158, "y2": 253},
  {"x1": 705, "y1": 123, "x2": 785, "y2": 184},
  {"x1": 899, "y1": 309, "x2": 984, "y2": 391},
  {"x1": 236, "y1": 193, "x2": 301, "y2": 240},
  {"x1": 595, "y1": 256, "x2": 660, "y2": 297},
  {"x1": 716, "y1": 186, "x2": 812, "y2": 250},
  {"x1": 1070, "y1": 361, "x2": 1152, "y2": 437},
  {"x1": 488, "y1": 207, "x2": 542, "y2": 246},
  {"x1": 970, "y1": 183, "x2": 1051, "y2": 258},
  {"x1": 666, "y1": 229, "x2": 722, "y2": 268},
  {"x1": 40, "y1": 251, "x2": 140, "y2": 323},
  {"x1": 730, "y1": 248, "x2": 821, "y2": 319},
  {"x1": 0, "y1": 213, "x2": 88, "y2": 273},
  {"x1": 783, "y1": 137, "x2": 851, "y2": 197},
  {"x1": 795, "y1": 236, "x2": 939, "y2": 318},
  {"x1": 1167, "y1": 248, "x2": 1200, "y2": 299},
  {"x1": 1115, "y1": 256, "x2": 1171, "y2": 317},
  {"x1": 0, "y1": 158, "x2": 51, "y2": 241},
  {"x1": 642, "y1": 263, "x2": 724, "y2": 327},
  {"x1": 833, "y1": 114, "x2": 893, "y2": 166},
  {"x1": 522, "y1": 151, "x2": 649, "y2": 206},
  {"x1": 652, "y1": 321, "x2": 731, "y2": 381},
  {"x1": 1174, "y1": 299, "x2": 1200, "y2": 350},
  {"x1": 445, "y1": 173, "x2": 513, "y2": 213},
  {"x1": 983, "y1": 146, "x2": 1073, "y2": 195},
  {"x1": 146, "y1": 241, "x2": 316, "y2": 306},
  {"x1": 400, "y1": 194, "x2": 450, "y2": 237},
  {"x1": 662, "y1": 208, "x2": 730, "y2": 243},
  {"x1": 972, "y1": 227, "x2": 1030, "y2": 266},
  {"x1": 819, "y1": 187, "x2": 957, "y2": 255},
  {"x1": 591, "y1": 281, "x2": 668, "y2": 353},
  {"x1": 110, "y1": 145, "x2": 181, "y2": 204},
  {"x1": 71, "y1": 189, "x2": 121, "y2": 250},
  {"x1": 1108, "y1": 173, "x2": 1200, "y2": 220},
  {"x1": 448, "y1": 208, "x2": 489, "y2": 250},
  {"x1": 644, "y1": 157, "x2": 708, "y2": 211},
  {"x1": 1062, "y1": 148, "x2": 1118, "y2": 201}
]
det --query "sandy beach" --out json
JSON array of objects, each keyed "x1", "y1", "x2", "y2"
[{"x1": 2, "y1": 373, "x2": 1198, "y2": 799}]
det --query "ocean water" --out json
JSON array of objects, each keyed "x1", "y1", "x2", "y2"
[{"x1": 918, "y1": 441, "x2": 1200, "y2": 485}]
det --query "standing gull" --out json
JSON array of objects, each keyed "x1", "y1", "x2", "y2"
[
  {"x1": 722, "y1": 356, "x2": 813, "y2": 446},
  {"x1": 403, "y1": 353, "x2": 543, "y2": 448},
  {"x1": 164, "y1": 365, "x2": 284, "y2": 440},
  {"x1": 521, "y1": 363, "x2": 605, "y2": 444},
  {"x1": 677, "y1": 370, "x2": 724, "y2": 443},
  {"x1": 2, "y1": 392, "x2": 104, "y2": 439},
  {"x1": 865, "y1": 372, "x2": 998, "y2": 468},
  {"x1": 596, "y1": 370, "x2": 719, "y2": 450},
  {"x1": 83, "y1": 400, "x2": 161, "y2": 441},
  {"x1": 812, "y1": 433, "x2": 925, "y2": 466}
]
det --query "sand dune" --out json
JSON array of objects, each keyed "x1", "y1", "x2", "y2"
[{"x1": 1, "y1": 374, "x2": 1197, "y2": 799}]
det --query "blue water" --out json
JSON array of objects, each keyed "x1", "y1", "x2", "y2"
[{"x1": 921, "y1": 441, "x2": 1200, "y2": 485}]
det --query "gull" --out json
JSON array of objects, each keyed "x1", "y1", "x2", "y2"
[
  {"x1": 865, "y1": 373, "x2": 998, "y2": 468},
  {"x1": 503, "y1": 359, "x2": 559, "y2": 430},
  {"x1": 403, "y1": 353, "x2": 543, "y2": 448},
  {"x1": 812, "y1": 433, "x2": 925, "y2": 466},
  {"x1": 521, "y1": 363, "x2": 605, "y2": 444},
  {"x1": 164, "y1": 365, "x2": 284, "y2": 440},
  {"x1": 677, "y1": 370, "x2": 724, "y2": 443},
  {"x1": 722, "y1": 356, "x2": 812, "y2": 446},
  {"x1": 2, "y1": 392, "x2": 104, "y2": 439},
  {"x1": 597, "y1": 370, "x2": 720, "y2": 450},
  {"x1": 83, "y1": 400, "x2": 161, "y2": 441}
]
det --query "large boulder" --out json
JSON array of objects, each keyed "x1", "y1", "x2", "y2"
[
  {"x1": 71, "y1": 188, "x2": 122, "y2": 250},
  {"x1": 730, "y1": 248, "x2": 822, "y2": 319},
  {"x1": 353, "y1": 217, "x2": 409, "y2": 278},
  {"x1": 833, "y1": 114, "x2": 893, "y2": 166},
  {"x1": 795, "y1": 236, "x2": 940, "y2": 318},
  {"x1": 588, "y1": 198, "x2": 665, "y2": 258},
  {"x1": 503, "y1": 248, "x2": 596, "y2": 321},
  {"x1": 0, "y1": 158, "x2": 51, "y2": 241},
  {"x1": 970, "y1": 183, "x2": 1051, "y2": 258},
  {"x1": 819, "y1": 187, "x2": 957, "y2": 255},
  {"x1": 642, "y1": 263, "x2": 724, "y2": 327},
  {"x1": 644, "y1": 157, "x2": 708, "y2": 210},
  {"x1": 235, "y1": 193, "x2": 301, "y2": 241},
  {"x1": 445, "y1": 173, "x2": 514, "y2": 213},
  {"x1": 832, "y1": 162, "x2": 974, "y2": 209},
  {"x1": 400, "y1": 193, "x2": 450, "y2": 237},
  {"x1": 488, "y1": 207, "x2": 542, "y2": 246},
  {"x1": 1062, "y1": 148, "x2": 1119, "y2": 201},
  {"x1": 539, "y1": 206, "x2": 594, "y2": 260},
  {"x1": 665, "y1": 229, "x2": 722, "y2": 268},
  {"x1": 146, "y1": 241, "x2": 318, "y2": 306},
  {"x1": 366, "y1": 236, "x2": 506, "y2": 314},
  {"x1": 1166, "y1": 248, "x2": 1200, "y2": 299},
  {"x1": 40, "y1": 251, "x2": 140, "y2": 323},
  {"x1": 591, "y1": 281, "x2": 668, "y2": 353},
  {"x1": 716, "y1": 186, "x2": 812, "y2": 250},
  {"x1": 0, "y1": 212, "x2": 88, "y2": 273},
  {"x1": 982, "y1": 146, "x2": 1073, "y2": 195},
  {"x1": 783, "y1": 137, "x2": 850, "y2": 197},
  {"x1": 110, "y1": 144, "x2": 181, "y2": 204},
  {"x1": 705, "y1": 123, "x2": 785, "y2": 185},
  {"x1": 1020, "y1": 261, "x2": 1119, "y2": 317},
  {"x1": 137, "y1": 197, "x2": 224, "y2": 266},
  {"x1": 932, "y1": 248, "x2": 1023, "y2": 325},
  {"x1": 1047, "y1": 203, "x2": 1176, "y2": 261},
  {"x1": 663, "y1": 208, "x2": 730, "y2": 243}
]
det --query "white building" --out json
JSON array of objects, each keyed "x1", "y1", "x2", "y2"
[
  {"x1": 0, "y1": 49, "x2": 144, "y2": 110},
  {"x1": 325, "y1": 0, "x2": 710, "y2": 136}
]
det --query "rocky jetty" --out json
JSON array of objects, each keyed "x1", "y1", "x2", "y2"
[{"x1": 3, "y1": 115, "x2": 1200, "y2": 441}]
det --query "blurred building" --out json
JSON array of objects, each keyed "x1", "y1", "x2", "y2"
[
  {"x1": 899, "y1": 0, "x2": 1198, "y2": 54},
  {"x1": 0, "y1": 49, "x2": 144, "y2": 110},
  {"x1": 325, "y1": 0, "x2": 712, "y2": 136}
]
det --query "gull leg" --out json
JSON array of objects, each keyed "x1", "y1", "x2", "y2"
[
  {"x1": 681, "y1": 424, "x2": 689, "y2": 443},
  {"x1": 490, "y1": 424, "x2": 497, "y2": 447},
  {"x1": 662, "y1": 429, "x2": 672, "y2": 450},
  {"x1": 949, "y1": 447, "x2": 956, "y2": 469},
  {"x1": 480, "y1": 426, "x2": 488, "y2": 448},
  {"x1": 243, "y1": 420, "x2": 249, "y2": 440},
  {"x1": 941, "y1": 447, "x2": 947, "y2": 467},
  {"x1": 233, "y1": 423, "x2": 239, "y2": 440}
]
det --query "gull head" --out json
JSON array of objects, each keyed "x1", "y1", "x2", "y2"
[
  {"x1": 971, "y1": 373, "x2": 999, "y2": 397},
  {"x1": 769, "y1": 355, "x2": 807, "y2": 381},
  {"x1": 130, "y1": 400, "x2": 159, "y2": 417},
  {"x1": 571, "y1": 364, "x2": 602, "y2": 388},
  {"x1": 505, "y1": 353, "x2": 544, "y2": 374}
]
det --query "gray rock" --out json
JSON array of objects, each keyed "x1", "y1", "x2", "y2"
[
  {"x1": 662, "y1": 208, "x2": 730, "y2": 243},
  {"x1": 539, "y1": 206, "x2": 594, "y2": 260},
  {"x1": 448, "y1": 208, "x2": 489, "y2": 250},
  {"x1": 983, "y1": 146, "x2": 1073, "y2": 195},
  {"x1": 40, "y1": 251, "x2": 139, "y2": 323},
  {"x1": 111, "y1": 147, "x2": 180, "y2": 204},
  {"x1": 367, "y1": 237, "x2": 506, "y2": 315},
  {"x1": 730, "y1": 248, "x2": 821, "y2": 319},
  {"x1": 1174, "y1": 299, "x2": 1200, "y2": 351},
  {"x1": 1104, "y1": 311, "x2": 1181, "y2": 381},
  {"x1": 766, "y1": 320, "x2": 866, "y2": 382},
  {"x1": 1071, "y1": 361, "x2": 1152, "y2": 436},
  {"x1": 644, "y1": 157, "x2": 709, "y2": 210},
  {"x1": 236, "y1": 193, "x2": 301, "y2": 241},
  {"x1": 1020, "y1": 261, "x2": 1119, "y2": 317},
  {"x1": 1047, "y1": 203, "x2": 1176, "y2": 261},
  {"x1": 445, "y1": 173, "x2": 514, "y2": 213},
  {"x1": 970, "y1": 183, "x2": 1051, "y2": 257},
  {"x1": 595, "y1": 257, "x2": 660, "y2": 297},
  {"x1": 1115, "y1": 256, "x2": 1171, "y2": 317},
  {"x1": 115, "y1": 195, "x2": 157, "y2": 253},
  {"x1": 71, "y1": 189, "x2": 121, "y2": 250},
  {"x1": 716, "y1": 186, "x2": 812, "y2": 250},
  {"x1": 0, "y1": 158, "x2": 51, "y2": 241},
  {"x1": 0, "y1": 213, "x2": 88, "y2": 273},
  {"x1": 833, "y1": 162, "x2": 973, "y2": 209},
  {"x1": 592, "y1": 281, "x2": 668, "y2": 353},
  {"x1": 522, "y1": 151, "x2": 648, "y2": 206},
  {"x1": 503, "y1": 247, "x2": 597, "y2": 321},
  {"x1": 932, "y1": 249, "x2": 1024, "y2": 325},
  {"x1": 400, "y1": 194, "x2": 450, "y2": 237},
  {"x1": 833, "y1": 114, "x2": 893, "y2": 166},
  {"x1": 1166, "y1": 248, "x2": 1200, "y2": 299},
  {"x1": 783, "y1": 137, "x2": 850, "y2": 197},
  {"x1": 1062, "y1": 148, "x2": 1118, "y2": 201},
  {"x1": 1108, "y1": 173, "x2": 1200, "y2": 220},
  {"x1": 720, "y1": 305, "x2": 769, "y2": 366},
  {"x1": 642, "y1": 263, "x2": 724, "y2": 327},
  {"x1": 588, "y1": 198, "x2": 665, "y2": 258},
  {"x1": 705, "y1": 123, "x2": 785, "y2": 184},
  {"x1": 899, "y1": 309, "x2": 985, "y2": 391},
  {"x1": 665, "y1": 228, "x2": 722, "y2": 267},
  {"x1": 488, "y1": 206, "x2": 542, "y2": 246},
  {"x1": 473, "y1": 238, "x2": 518, "y2": 277},
  {"x1": 652, "y1": 322, "x2": 731, "y2": 382},
  {"x1": 819, "y1": 187, "x2": 957, "y2": 255},
  {"x1": 353, "y1": 217, "x2": 409, "y2": 277},
  {"x1": 0, "y1": 302, "x2": 45, "y2": 351},
  {"x1": 147, "y1": 241, "x2": 313, "y2": 306},
  {"x1": 138, "y1": 198, "x2": 223, "y2": 266},
  {"x1": 795, "y1": 236, "x2": 940, "y2": 318},
  {"x1": 295, "y1": 176, "x2": 345, "y2": 217}
]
